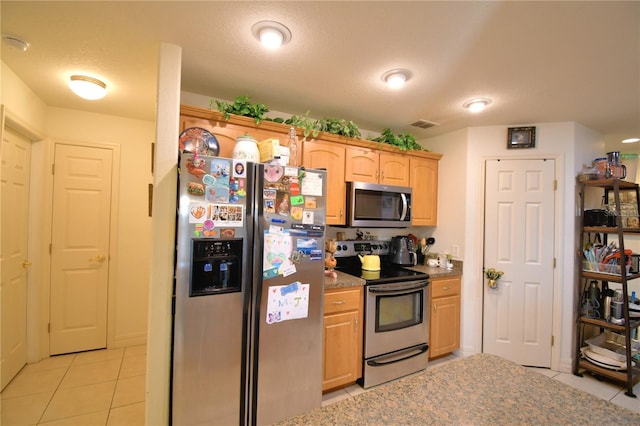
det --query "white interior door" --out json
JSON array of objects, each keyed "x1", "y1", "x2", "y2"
[
  {"x1": 50, "y1": 144, "x2": 113, "y2": 355},
  {"x1": 1, "y1": 128, "x2": 32, "y2": 389},
  {"x1": 482, "y1": 158, "x2": 555, "y2": 367}
]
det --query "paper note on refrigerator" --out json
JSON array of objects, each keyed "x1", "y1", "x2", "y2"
[
  {"x1": 301, "y1": 171, "x2": 323, "y2": 196},
  {"x1": 263, "y1": 231, "x2": 293, "y2": 277},
  {"x1": 265, "y1": 282, "x2": 310, "y2": 324}
]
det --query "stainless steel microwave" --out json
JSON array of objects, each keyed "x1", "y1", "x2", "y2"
[{"x1": 346, "y1": 181, "x2": 412, "y2": 228}]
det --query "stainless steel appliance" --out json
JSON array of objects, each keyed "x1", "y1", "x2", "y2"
[
  {"x1": 346, "y1": 181, "x2": 412, "y2": 227},
  {"x1": 389, "y1": 235, "x2": 417, "y2": 265},
  {"x1": 172, "y1": 154, "x2": 327, "y2": 425},
  {"x1": 334, "y1": 240, "x2": 429, "y2": 388}
]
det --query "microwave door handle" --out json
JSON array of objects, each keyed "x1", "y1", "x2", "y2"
[{"x1": 399, "y1": 193, "x2": 408, "y2": 221}]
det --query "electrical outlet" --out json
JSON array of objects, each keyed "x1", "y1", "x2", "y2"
[{"x1": 451, "y1": 244, "x2": 460, "y2": 258}]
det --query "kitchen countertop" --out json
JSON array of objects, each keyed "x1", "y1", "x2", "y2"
[
  {"x1": 323, "y1": 261, "x2": 462, "y2": 291},
  {"x1": 324, "y1": 270, "x2": 366, "y2": 290},
  {"x1": 275, "y1": 353, "x2": 640, "y2": 425}
]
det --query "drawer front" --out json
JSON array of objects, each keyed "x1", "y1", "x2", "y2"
[
  {"x1": 431, "y1": 277, "x2": 461, "y2": 298},
  {"x1": 324, "y1": 288, "x2": 362, "y2": 314}
]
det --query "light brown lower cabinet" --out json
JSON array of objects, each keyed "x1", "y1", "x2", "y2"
[
  {"x1": 322, "y1": 286, "x2": 363, "y2": 392},
  {"x1": 429, "y1": 276, "x2": 461, "y2": 359}
]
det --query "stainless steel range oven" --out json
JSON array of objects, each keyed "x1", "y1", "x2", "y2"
[{"x1": 334, "y1": 240, "x2": 430, "y2": 388}]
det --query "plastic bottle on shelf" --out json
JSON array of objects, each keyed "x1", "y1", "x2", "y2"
[{"x1": 288, "y1": 127, "x2": 298, "y2": 167}]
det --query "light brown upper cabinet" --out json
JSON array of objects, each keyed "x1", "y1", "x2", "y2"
[
  {"x1": 410, "y1": 156, "x2": 438, "y2": 226},
  {"x1": 302, "y1": 140, "x2": 347, "y2": 225},
  {"x1": 345, "y1": 147, "x2": 409, "y2": 187}
]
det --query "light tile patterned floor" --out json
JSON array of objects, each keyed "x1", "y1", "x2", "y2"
[
  {"x1": 1, "y1": 345, "x2": 146, "y2": 426},
  {"x1": 323, "y1": 354, "x2": 640, "y2": 415},
  {"x1": 3, "y1": 348, "x2": 637, "y2": 425}
]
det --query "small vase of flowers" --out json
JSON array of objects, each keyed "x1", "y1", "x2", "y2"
[{"x1": 485, "y1": 268, "x2": 504, "y2": 289}]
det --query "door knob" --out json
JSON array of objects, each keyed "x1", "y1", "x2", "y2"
[
  {"x1": 89, "y1": 255, "x2": 106, "y2": 262},
  {"x1": 22, "y1": 260, "x2": 32, "y2": 268}
]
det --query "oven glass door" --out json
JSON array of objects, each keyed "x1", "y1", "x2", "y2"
[
  {"x1": 365, "y1": 280, "x2": 429, "y2": 358},
  {"x1": 377, "y1": 291, "x2": 422, "y2": 332}
]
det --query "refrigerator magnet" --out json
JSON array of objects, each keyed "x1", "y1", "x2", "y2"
[
  {"x1": 281, "y1": 263, "x2": 296, "y2": 277},
  {"x1": 289, "y1": 195, "x2": 304, "y2": 205},
  {"x1": 233, "y1": 160, "x2": 246, "y2": 178},
  {"x1": 276, "y1": 193, "x2": 290, "y2": 215},
  {"x1": 302, "y1": 211, "x2": 314, "y2": 225},
  {"x1": 304, "y1": 197, "x2": 317, "y2": 209},
  {"x1": 291, "y1": 206, "x2": 303, "y2": 220},
  {"x1": 284, "y1": 166, "x2": 298, "y2": 177},
  {"x1": 189, "y1": 203, "x2": 207, "y2": 222},
  {"x1": 289, "y1": 182, "x2": 301, "y2": 195}
]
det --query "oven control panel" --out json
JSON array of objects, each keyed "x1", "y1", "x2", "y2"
[{"x1": 333, "y1": 240, "x2": 390, "y2": 257}]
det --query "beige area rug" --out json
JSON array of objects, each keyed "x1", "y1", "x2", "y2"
[{"x1": 277, "y1": 353, "x2": 640, "y2": 425}]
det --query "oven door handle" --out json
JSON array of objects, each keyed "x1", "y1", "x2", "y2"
[
  {"x1": 366, "y1": 344, "x2": 429, "y2": 367},
  {"x1": 367, "y1": 280, "x2": 429, "y2": 294}
]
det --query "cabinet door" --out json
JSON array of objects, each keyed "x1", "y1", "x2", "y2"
[
  {"x1": 410, "y1": 157, "x2": 438, "y2": 226},
  {"x1": 302, "y1": 140, "x2": 346, "y2": 225},
  {"x1": 380, "y1": 153, "x2": 410, "y2": 186},
  {"x1": 322, "y1": 310, "x2": 360, "y2": 391},
  {"x1": 430, "y1": 294, "x2": 461, "y2": 359},
  {"x1": 345, "y1": 147, "x2": 378, "y2": 183}
]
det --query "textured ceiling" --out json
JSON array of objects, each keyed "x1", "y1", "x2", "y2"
[{"x1": 2, "y1": 1, "x2": 639, "y2": 148}]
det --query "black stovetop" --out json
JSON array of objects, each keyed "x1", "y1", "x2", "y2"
[{"x1": 335, "y1": 255, "x2": 429, "y2": 285}]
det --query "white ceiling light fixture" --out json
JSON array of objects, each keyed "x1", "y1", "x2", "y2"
[
  {"x1": 381, "y1": 69, "x2": 411, "y2": 89},
  {"x1": 463, "y1": 98, "x2": 492, "y2": 113},
  {"x1": 1, "y1": 33, "x2": 30, "y2": 52},
  {"x1": 622, "y1": 137, "x2": 640, "y2": 144},
  {"x1": 68, "y1": 75, "x2": 107, "y2": 100},
  {"x1": 251, "y1": 20, "x2": 292, "y2": 50}
]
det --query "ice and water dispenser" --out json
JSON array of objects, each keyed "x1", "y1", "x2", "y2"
[{"x1": 190, "y1": 238, "x2": 243, "y2": 296}]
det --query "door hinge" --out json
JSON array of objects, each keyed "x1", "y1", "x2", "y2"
[
  {"x1": 553, "y1": 258, "x2": 556, "y2": 268},
  {"x1": 551, "y1": 335, "x2": 554, "y2": 346},
  {"x1": 48, "y1": 323, "x2": 50, "y2": 333},
  {"x1": 52, "y1": 164, "x2": 55, "y2": 175},
  {"x1": 553, "y1": 179, "x2": 557, "y2": 190},
  {"x1": 49, "y1": 243, "x2": 52, "y2": 254}
]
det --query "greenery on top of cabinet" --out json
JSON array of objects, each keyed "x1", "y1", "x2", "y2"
[
  {"x1": 372, "y1": 128, "x2": 424, "y2": 151},
  {"x1": 210, "y1": 95, "x2": 425, "y2": 151},
  {"x1": 211, "y1": 96, "x2": 269, "y2": 125}
]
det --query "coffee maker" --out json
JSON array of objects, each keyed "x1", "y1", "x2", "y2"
[{"x1": 389, "y1": 236, "x2": 417, "y2": 265}]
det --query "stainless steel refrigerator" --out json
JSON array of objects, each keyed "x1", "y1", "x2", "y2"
[{"x1": 172, "y1": 154, "x2": 326, "y2": 425}]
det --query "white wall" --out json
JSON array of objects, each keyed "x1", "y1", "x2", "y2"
[
  {"x1": 45, "y1": 108, "x2": 154, "y2": 347},
  {"x1": 2, "y1": 62, "x2": 47, "y2": 132},
  {"x1": 420, "y1": 128, "x2": 469, "y2": 259},
  {"x1": 146, "y1": 42, "x2": 182, "y2": 425},
  {"x1": 422, "y1": 122, "x2": 599, "y2": 371},
  {"x1": 1, "y1": 60, "x2": 154, "y2": 358}
]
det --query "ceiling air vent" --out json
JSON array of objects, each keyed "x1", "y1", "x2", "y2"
[{"x1": 410, "y1": 119, "x2": 439, "y2": 129}]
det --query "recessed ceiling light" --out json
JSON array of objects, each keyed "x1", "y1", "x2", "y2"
[
  {"x1": 463, "y1": 98, "x2": 492, "y2": 113},
  {"x1": 381, "y1": 69, "x2": 411, "y2": 89},
  {"x1": 622, "y1": 137, "x2": 640, "y2": 144},
  {"x1": 1, "y1": 33, "x2": 30, "y2": 52},
  {"x1": 251, "y1": 21, "x2": 292, "y2": 49},
  {"x1": 68, "y1": 75, "x2": 107, "y2": 100}
]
